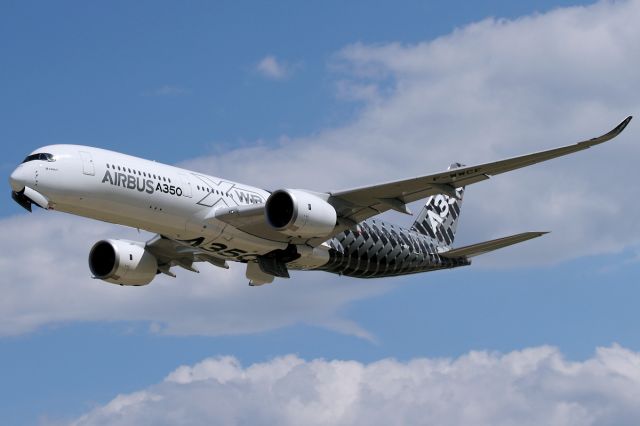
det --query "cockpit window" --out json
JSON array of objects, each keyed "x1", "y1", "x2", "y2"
[{"x1": 22, "y1": 153, "x2": 55, "y2": 163}]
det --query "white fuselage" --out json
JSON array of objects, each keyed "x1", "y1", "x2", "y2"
[{"x1": 9, "y1": 145, "x2": 320, "y2": 266}]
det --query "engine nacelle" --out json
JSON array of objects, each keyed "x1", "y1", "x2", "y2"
[
  {"x1": 88, "y1": 239, "x2": 158, "y2": 286},
  {"x1": 265, "y1": 189, "x2": 337, "y2": 238}
]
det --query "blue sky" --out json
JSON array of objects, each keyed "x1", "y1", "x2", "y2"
[{"x1": 3, "y1": 1, "x2": 640, "y2": 424}]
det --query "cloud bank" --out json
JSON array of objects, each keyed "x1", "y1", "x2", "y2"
[
  {"x1": 72, "y1": 344, "x2": 640, "y2": 425},
  {"x1": 0, "y1": 213, "x2": 389, "y2": 338}
]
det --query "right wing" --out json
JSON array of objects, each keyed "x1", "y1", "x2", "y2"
[{"x1": 329, "y1": 116, "x2": 632, "y2": 224}]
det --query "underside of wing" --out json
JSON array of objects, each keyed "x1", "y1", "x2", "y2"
[{"x1": 145, "y1": 234, "x2": 229, "y2": 276}]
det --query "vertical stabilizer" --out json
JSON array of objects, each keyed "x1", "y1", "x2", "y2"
[{"x1": 410, "y1": 163, "x2": 465, "y2": 248}]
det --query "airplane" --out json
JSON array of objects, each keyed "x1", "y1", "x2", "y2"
[{"x1": 8, "y1": 116, "x2": 632, "y2": 286}]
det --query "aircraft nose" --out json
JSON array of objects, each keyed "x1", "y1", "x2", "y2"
[{"x1": 9, "y1": 166, "x2": 27, "y2": 192}]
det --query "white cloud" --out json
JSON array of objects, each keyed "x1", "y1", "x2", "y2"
[
  {"x1": 256, "y1": 55, "x2": 293, "y2": 80},
  {"x1": 0, "y1": 212, "x2": 389, "y2": 338},
  {"x1": 184, "y1": 0, "x2": 640, "y2": 267},
  {"x1": 72, "y1": 344, "x2": 640, "y2": 425},
  {"x1": 334, "y1": 79, "x2": 381, "y2": 103}
]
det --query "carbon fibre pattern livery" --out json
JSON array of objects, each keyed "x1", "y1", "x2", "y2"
[
  {"x1": 318, "y1": 218, "x2": 469, "y2": 279},
  {"x1": 314, "y1": 163, "x2": 469, "y2": 278}
]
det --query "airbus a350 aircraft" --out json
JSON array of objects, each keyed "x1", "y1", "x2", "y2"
[{"x1": 8, "y1": 117, "x2": 632, "y2": 286}]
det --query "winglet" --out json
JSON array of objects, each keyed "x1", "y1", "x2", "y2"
[
  {"x1": 580, "y1": 115, "x2": 632, "y2": 148},
  {"x1": 606, "y1": 115, "x2": 632, "y2": 138}
]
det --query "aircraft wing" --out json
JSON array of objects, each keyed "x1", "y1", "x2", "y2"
[
  {"x1": 328, "y1": 116, "x2": 632, "y2": 224},
  {"x1": 212, "y1": 116, "x2": 630, "y2": 246}
]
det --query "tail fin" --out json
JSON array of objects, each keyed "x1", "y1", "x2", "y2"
[{"x1": 411, "y1": 163, "x2": 465, "y2": 248}]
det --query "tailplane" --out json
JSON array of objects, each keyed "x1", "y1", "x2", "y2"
[
  {"x1": 411, "y1": 163, "x2": 465, "y2": 248},
  {"x1": 439, "y1": 232, "x2": 548, "y2": 258}
]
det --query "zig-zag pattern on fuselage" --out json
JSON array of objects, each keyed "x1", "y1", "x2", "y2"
[{"x1": 319, "y1": 218, "x2": 470, "y2": 278}]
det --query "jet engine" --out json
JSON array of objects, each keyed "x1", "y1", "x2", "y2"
[
  {"x1": 88, "y1": 239, "x2": 158, "y2": 286},
  {"x1": 265, "y1": 189, "x2": 337, "y2": 238}
]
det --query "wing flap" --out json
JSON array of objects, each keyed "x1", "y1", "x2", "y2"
[{"x1": 439, "y1": 231, "x2": 548, "y2": 258}]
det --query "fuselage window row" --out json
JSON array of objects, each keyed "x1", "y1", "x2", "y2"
[
  {"x1": 196, "y1": 185, "x2": 225, "y2": 196},
  {"x1": 105, "y1": 163, "x2": 171, "y2": 183}
]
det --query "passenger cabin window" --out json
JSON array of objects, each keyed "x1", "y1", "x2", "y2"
[{"x1": 22, "y1": 153, "x2": 55, "y2": 163}]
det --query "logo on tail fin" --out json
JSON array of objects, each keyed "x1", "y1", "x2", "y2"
[
  {"x1": 411, "y1": 163, "x2": 465, "y2": 247},
  {"x1": 426, "y1": 193, "x2": 458, "y2": 230}
]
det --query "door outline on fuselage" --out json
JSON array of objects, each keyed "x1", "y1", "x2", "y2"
[
  {"x1": 178, "y1": 173, "x2": 193, "y2": 198},
  {"x1": 79, "y1": 151, "x2": 95, "y2": 176}
]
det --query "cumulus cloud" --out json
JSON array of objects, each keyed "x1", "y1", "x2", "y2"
[
  {"x1": 184, "y1": 0, "x2": 640, "y2": 266},
  {"x1": 72, "y1": 344, "x2": 640, "y2": 425},
  {"x1": 256, "y1": 55, "x2": 294, "y2": 80},
  {"x1": 0, "y1": 213, "x2": 389, "y2": 338}
]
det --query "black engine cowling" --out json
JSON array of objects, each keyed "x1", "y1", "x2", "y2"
[
  {"x1": 88, "y1": 239, "x2": 158, "y2": 286},
  {"x1": 265, "y1": 189, "x2": 337, "y2": 238}
]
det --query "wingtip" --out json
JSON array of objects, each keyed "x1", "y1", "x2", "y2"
[
  {"x1": 530, "y1": 231, "x2": 549, "y2": 237},
  {"x1": 617, "y1": 115, "x2": 633, "y2": 132},
  {"x1": 585, "y1": 115, "x2": 633, "y2": 145}
]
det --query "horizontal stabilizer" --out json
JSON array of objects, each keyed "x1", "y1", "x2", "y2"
[{"x1": 438, "y1": 231, "x2": 548, "y2": 258}]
